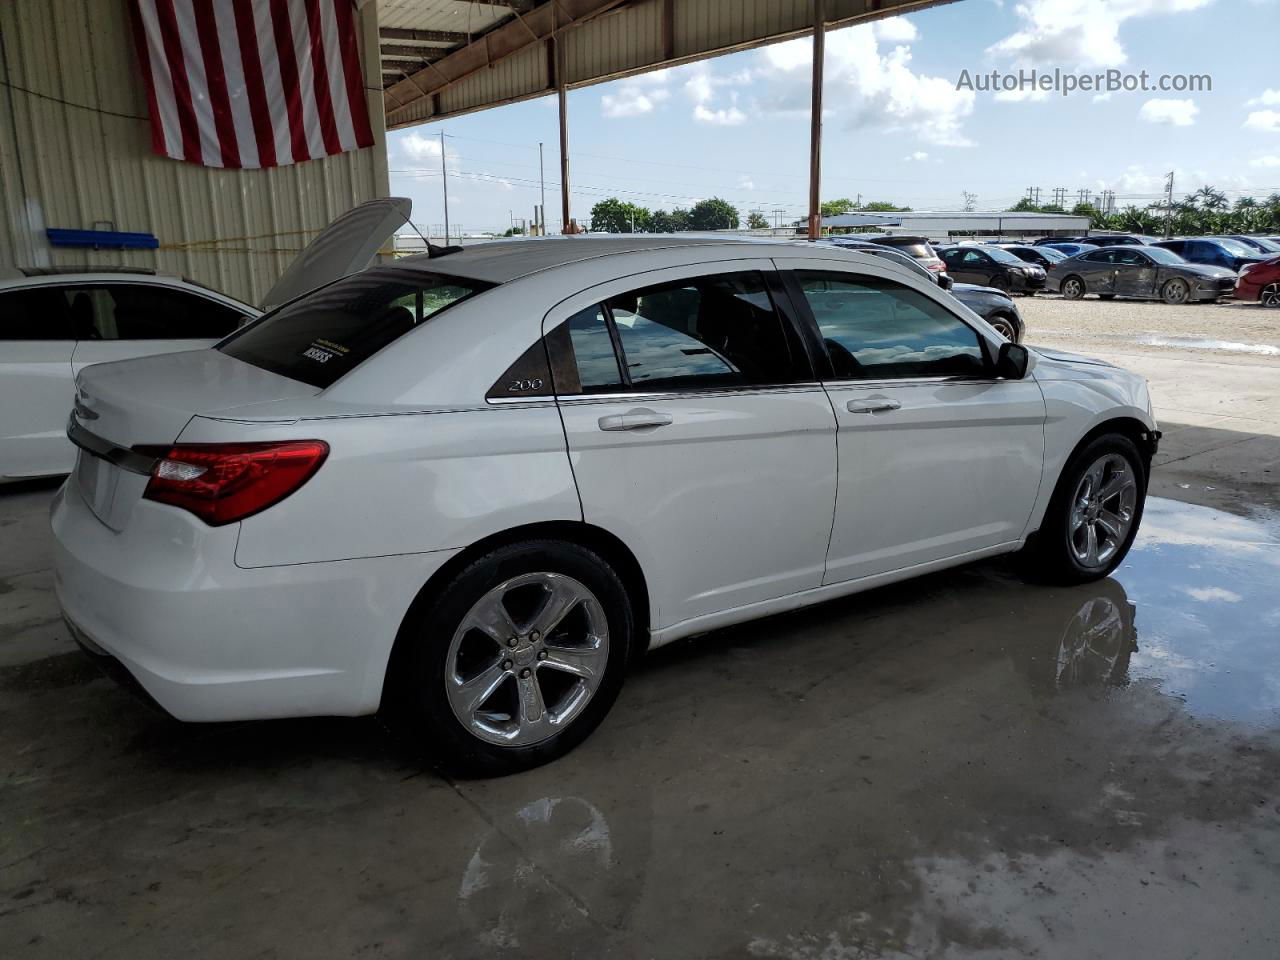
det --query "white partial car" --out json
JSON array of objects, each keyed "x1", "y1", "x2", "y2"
[
  {"x1": 53, "y1": 236, "x2": 1160, "y2": 774},
  {"x1": 1, "y1": 198, "x2": 411, "y2": 481}
]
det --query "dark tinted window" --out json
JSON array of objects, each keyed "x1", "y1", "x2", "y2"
[
  {"x1": 553, "y1": 272, "x2": 807, "y2": 394},
  {"x1": 97, "y1": 285, "x2": 243, "y2": 339},
  {"x1": 1082, "y1": 250, "x2": 1114, "y2": 262},
  {"x1": 1112, "y1": 248, "x2": 1146, "y2": 265},
  {"x1": 0, "y1": 288, "x2": 75, "y2": 340},
  {"x1": 220, "y1": 267, "x2": 488, "y2": 389},
  {"x1": 794, "y1": 272, "x2": 986, "y2": 380}
]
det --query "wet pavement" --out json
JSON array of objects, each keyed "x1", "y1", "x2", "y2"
[{"x1": 2, "y1": 489, "x2": 1280, "y2": 958}]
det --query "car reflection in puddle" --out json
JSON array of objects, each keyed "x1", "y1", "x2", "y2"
[{"x1": 1110, "y1": 497, "x2": 1280, "y2": 726}]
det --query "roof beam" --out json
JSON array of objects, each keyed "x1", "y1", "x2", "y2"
[
  {"x1": 378, "y1": 27, "x2": 469, "y2": 44},
  {"x1": 385, "y1": 0, "x2": 628, "y2": 124},
  {"x1": 380, "y1": 43, "x2": 449, "y2": 58}
]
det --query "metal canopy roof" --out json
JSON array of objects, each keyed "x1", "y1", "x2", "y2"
[{"x1": 380, "y1": 0, "x2": 958, "y2": 129}]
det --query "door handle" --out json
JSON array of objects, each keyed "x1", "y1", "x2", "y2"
[
  {"x1": 846, "y1": 398, "x2": 901, "y2": 414},
  {"x1": 597, "y1": 410, "x2": 673, "y2": 431}
]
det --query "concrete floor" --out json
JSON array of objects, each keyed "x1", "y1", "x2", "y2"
[{"x1": 2, "y1": 314, "x2": 1279, "y2": 958}]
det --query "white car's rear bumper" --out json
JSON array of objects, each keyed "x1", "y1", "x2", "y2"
[{"x1": 51, "y1": 473, "x2": 456, "y2": 722}]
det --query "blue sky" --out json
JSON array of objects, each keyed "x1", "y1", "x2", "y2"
[{"x1": 387, "y1": 0, "x2": 1280, "y2": 234}]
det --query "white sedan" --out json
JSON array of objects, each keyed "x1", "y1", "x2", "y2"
[
  {"x1": 53, "y1": 236, "x2": 1159, "y2": 774},
  {"x1": 1, "y1": 199, "x2": 411, "y2": 481}
]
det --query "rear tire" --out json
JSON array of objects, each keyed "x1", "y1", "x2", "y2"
[
  {"x1": 1021, "y1": 434, "x2": 1147, "y2": 585},
  {"x1": 1061, "y1": 276, "x2": 1085, "y2": 300},
  {"x1": 386, "y1": 540, "x2": 633, "y2": 776},
  {"x1": 1260, "y1": 283, "x2": 1280, "y2": 307}
]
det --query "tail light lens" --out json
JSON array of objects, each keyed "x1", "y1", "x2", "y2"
[{"x1": 138, "y1": 441, "x2": 329, "y2": 526}]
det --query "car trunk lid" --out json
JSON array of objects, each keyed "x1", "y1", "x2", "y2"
[{"x1": 70, "y1": 350, "x2": 319, "y2": 530}]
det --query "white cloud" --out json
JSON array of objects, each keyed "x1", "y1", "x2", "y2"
[
  {"x1": 1093, "y1": 91, "x2": 1113, "y2": 102},
  {"x1": 994, "y1": 86, "x2": 1050, "y2": 102},
  {"x1": 693, "y1": 103, "x2": 747, "y2": 126},
  {"x1": 1245, "y1": 109, "x2": 1280, "y2": 132},
  {"x1": 601, "y1": 84, "x2": 669, "y2": 118},
  {"x1": 401, "y1": 133, "x2": 442, "y2": 161},
  {"x1": 738, "y1": 175, "x2": 756, "y2": 190},
  {"x1": 872, "y1": 16, "x2": 917, "y2": 43},
  {"x1": 1247, "y1": 89, "x2": 1280, "y2": 106},
  {"x1": 758, "y1": 27, "x2": 975, "y2": 147},
  {"x1": 904, "y1": 151, "x2": 930, "y2": 161},
  {"x1": 1250, "y1": 155, "x2": 1280, "y2": 168},
  {"x1": 988, "y1": 0, "x2": 1212, "y2": 69},
  {"x1": 1138, "y1": 98, "x2": 1198, "y2": 126},
  {"x1": 1183, "y1": 587, "x2": 1243, "y2": 603}
]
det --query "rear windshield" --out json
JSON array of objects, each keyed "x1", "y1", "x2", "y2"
[
  {"x1": 220, "y1": 266, "x2": 490, "y2": 388},
  {"x1": 879, "y1": 240, "x2": 935, "y2": 259}
]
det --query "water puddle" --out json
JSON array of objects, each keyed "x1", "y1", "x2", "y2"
[
  {"x1": 1103, "y1": 497, "x2": 1280, "y2": 725},
  {"x1": 1136, "y1": 334, "x2": 1280, "y2": 356}
]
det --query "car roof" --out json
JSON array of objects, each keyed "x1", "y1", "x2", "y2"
[{"x1": 393, "y1": 235, "x2": 822, "y2": 284}]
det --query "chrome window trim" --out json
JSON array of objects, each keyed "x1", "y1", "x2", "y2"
[
  {"x1": 66, "y1": 418, "x2": 158, "y2": 476},
  {"x1": 820, "y1": 376, "x2": 1004, "y2": 388},
  {"x1": 553, "y1": 382, "x2": 828, "y2": 405}
]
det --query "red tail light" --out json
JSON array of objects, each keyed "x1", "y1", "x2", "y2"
[{"x1": 139, "y1": 441, "x2": 329, "y2": 526}]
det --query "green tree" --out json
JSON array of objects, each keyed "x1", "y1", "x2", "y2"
[
  {"x1": 589, "y1": 197, "x2": 651, "y2": 233},
  {"x1": 649, "y1": 210, "x2": 675, "y2": 233},
  {"x1": 689, "y1": 197, "x2": 739, "y2": 230},
  {"x1": 861, "y1": 200, "x2": 912, "y2": 212},
  {"x1": 1186, "y1": 185, "x2": 1229, "y2": 212},
  {"x1": 502, "y1": 226, "x2": 524, "y2": 237},
  {"x1": 746, "y1": 211, "x2": 770, "y2": 229},
  {"x1": 1070, "y1": 202, "x2": 1099, "y2": 220},
  {"x1": 1007, "y1": 198, "x2": 1042, "y2": 212},
  {"x1": 820, "y1": 197, "x2": 856, "y2": 217},
  {"x1": 670, "y1": 208, "x2": 692, "y2": 231}
]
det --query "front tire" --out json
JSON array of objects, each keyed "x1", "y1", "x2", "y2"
[
  {"x1": 1161, "y1": 278, "x2": 1190, "y2": 305},
  {"x1": 1022, "y1": 434, "x2": 1147, "y2": 584},
  {"x1": 1260, "y1": 282, "x2": 1280, "y2": 307},
  {"x1": 987, "y1": 313, "x2": 1020, "y2": 342},
  {"x1": 387, "y1": 540, "x2": 633, "y2": 776}
]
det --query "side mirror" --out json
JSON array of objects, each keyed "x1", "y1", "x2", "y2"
[
  {"x1": 996, "y1": 341, "x2": 1029, "y2": 380},
  {"x1": 937, "y1": 273, "x2": 954, "y2": 291}
]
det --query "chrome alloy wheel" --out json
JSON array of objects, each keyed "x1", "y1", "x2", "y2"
[
  {"x1": 988, "y1": 316, "x2": 1017, "y2": 340},
  {"x1": 1068, "y1": 453, "x2": 1138, "y2": 570},
  {"x1": 445, "y1": 572, "x2": 609, "y2": 746},
  {"x1": 1261, "y1": 283, "x2": 1280, "y2": 307}
]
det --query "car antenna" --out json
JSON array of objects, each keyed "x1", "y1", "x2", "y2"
[{"x1": 408, "y1": 219, "x2": 462, "y2": 258}]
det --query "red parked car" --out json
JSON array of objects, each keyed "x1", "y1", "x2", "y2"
[{"x1": 1234, "y1": 256, "x2": 1280, "y2": 306}]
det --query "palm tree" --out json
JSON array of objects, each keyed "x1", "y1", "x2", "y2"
[{"x1": 1186, "y1": 185, "x2": 1229, "y2": 211}]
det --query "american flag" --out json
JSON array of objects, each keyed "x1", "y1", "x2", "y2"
[{"x1": 128, "y1": 0, "x2": 375, "y2": 169}]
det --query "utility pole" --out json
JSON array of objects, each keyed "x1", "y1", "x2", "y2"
[
  {"x1": 806, "y1": 0, "x2": 826, "y2": 239},
  {"x1": 538, "y1": 142, "x2": 546, "y2": 236},
  {"x1": 440, "y1": 130, "x2": 450, "y2": 244},
  {"x1": 962, "y1": 191, "x2": 977, "y2": 213},
  {"x1": 1162, "y1": 170, "x2": 1175, "y2": 238},
  {"x1": 1052, "y1": 187, "x2": 1067, "y2": 208}
]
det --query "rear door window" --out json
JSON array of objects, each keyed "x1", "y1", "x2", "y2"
[
  {"x1": 548, "y1": 271, "x2": 810, "y2": 394},
  {"x1": 220, "y1": 266, "x2": 489, "y2": 388},
  {"x1": 98, "y1": 284, "x2": 245, "y2": 339},
  {"x1": 0, "y1": 288, "x2": 76, "y2": 340}
]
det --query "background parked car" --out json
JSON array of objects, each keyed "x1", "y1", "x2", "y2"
[
  {"x1": 938, "y1": 244, "x2": 1046, "y2": 294},
  {"x1": 862, "y1": 235, "x2": 948, "y2": 280},
  {"x1": 1151, "y1": 237, "x2": 1268, "y2": 272},
  {"x1": 1039, "y1": 241, "x2": 1099, "y2": 258},
  {"x1": 997, "y1": 244, "x2": 1068, "y2": 269},
  {"x1": 1075, "y1": 234, "x2": 1157, "y2": 247},
  {"x1": 1233, "y1": 256, "x2": 1280, "y2": 306},
  {"x1": 1047, "y1": 244, "x2": 1236, "y2": 303},
  {"x1": 819, "y1": 238, "x2": 952, "y2": 289},
  {"x1": 1214, "y1": 235, "x2": 1280, "y2": 256},
  {"x1": 0, "y1": 198, "x2": 412, "y2": 481},
  {"x1": 1, "y1": 268, "x2": 252, "y2": 480}
]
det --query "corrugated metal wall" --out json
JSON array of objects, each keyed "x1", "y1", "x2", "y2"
[
  {"x1": 0, "y1": 0, "x2": 390, "y2": 306},
  {"x1": 387, "y1": 0, "x2": 955, "y2": 127}
]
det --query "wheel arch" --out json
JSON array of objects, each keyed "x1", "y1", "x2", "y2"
[
  {"x1": 378, "y1": 520, "x2": 652, "y2": 711},
  {"x1": 1027, "y1": 415, "x2": 1158, "y2": 541}
]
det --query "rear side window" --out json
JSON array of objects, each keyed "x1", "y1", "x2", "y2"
[
  {"x1": 0, "y1": 288, "x2": 75, "y2": 340},
  {"x1": 98, "y1": 284, "x2": 244, "y2": 339},
  {"x1": 548, "y1": 271, "x2": 810, "y2": 394},
  {"x1": 220, "y1": 267, "x2": 489, "y2": 388}
]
